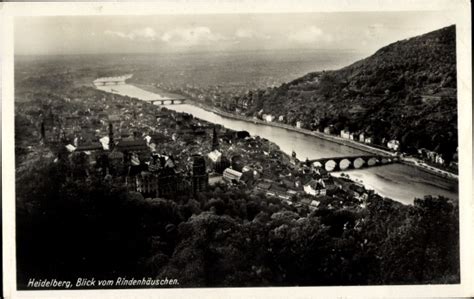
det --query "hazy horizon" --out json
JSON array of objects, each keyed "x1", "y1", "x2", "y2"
[
  {"x1": 13, "y1": 47, "x2": 365, "y2": 57},
  {"x1": 14, "y1": 11, "x2": 455, "y2": 56}
]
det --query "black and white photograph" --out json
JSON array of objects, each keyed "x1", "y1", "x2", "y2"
[{"x1": 1, "y1": 1, "x2": 472, "y2": 298}]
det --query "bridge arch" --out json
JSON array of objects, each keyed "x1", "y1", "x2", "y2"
[
  {"x1": 367, "y1": 157, "x2": 379, "y2": 166},
  {"x1": 308, "y1": 154, "x2": 397, "y2": 172},
  {"x1": 353, "y1": 157, "x2": 366, "y2": 169},
  {"x1": 324, "y1": 160, "x2": 337, "y2": 172},
  {"x1": 339, "y1": 158, "x2": 352, "y2": 170}
]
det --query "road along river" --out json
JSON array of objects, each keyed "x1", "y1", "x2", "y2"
[{"x1": 96, "y1": 83, "x2": 458, "y2": 205}]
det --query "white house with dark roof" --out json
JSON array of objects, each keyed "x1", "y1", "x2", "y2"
[
  {"x1": 223, "y1": 168, "x2": 243, "y2": 183},
  {"x1": 303, "y1": 179, "x2": 326, "y2": 197}
]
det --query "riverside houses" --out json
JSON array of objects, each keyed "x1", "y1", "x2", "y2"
[
  {"x1": 387, "y1": 139, "x2": 400, "y2": 151},
  {"x1": 324, "y1": 126, "x2": 334, "y2": 135},
  {"x1": 340, "y1": 129, "x2": 351, "y2": 139}
]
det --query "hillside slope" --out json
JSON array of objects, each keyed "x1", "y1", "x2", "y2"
[{"x1": 233, "y1": 25, "x2": 457, "y2": 162}]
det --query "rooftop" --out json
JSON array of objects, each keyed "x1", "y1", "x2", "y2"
[
  {"x1": 116, "y1": 139, "x2": 149, "y2": 152},
  {"x1": 75, "y1": 143, "x2": 104, "y2": 152}
]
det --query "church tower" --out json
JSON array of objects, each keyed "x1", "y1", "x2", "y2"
[{"x1": 212, "y1": 126, "x2": 219, "y2": 150}]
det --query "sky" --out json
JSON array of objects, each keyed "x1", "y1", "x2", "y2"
[{"x1": 14, "y1": 11, "x2": 456, "y2": 56}]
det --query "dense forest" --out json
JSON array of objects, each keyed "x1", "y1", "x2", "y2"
[
  {"x1": 234, "y1": 25, "x2": 457, "y2": 162},
  {"x1": 17, "y1": 157, "x2": 459, "y2": 288}
]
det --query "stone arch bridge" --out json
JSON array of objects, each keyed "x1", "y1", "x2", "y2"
[
  {"x1": 94, "y1": 80, "x2": 124, "y2": 86},
  {"x1": 307, "y1": 155, "x2": 400, "y2": 172},
  {"x1": 150, "y1": 98, "x2": 187, "y2": 105}
]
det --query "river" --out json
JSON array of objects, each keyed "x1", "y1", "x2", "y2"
[{"x1": 96, "y1": 83, "x2": 458, "y2": 205}]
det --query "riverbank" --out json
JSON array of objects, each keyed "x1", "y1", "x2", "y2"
[
  {"x1": 132, "y1": 83, "x2": 185, "y2": 99},
  {"x1": 179, "y1": 98, "x2": 459, "y2": 181},
  {"x1": 216, "y1": 108, "x2": 458, "y2": 181},
  {"x1": 401, "y1": 157, "x2": 458, "y2": 180},
  {"x1": 131, "y1": 83, "x2": 458, "y2": 181}
]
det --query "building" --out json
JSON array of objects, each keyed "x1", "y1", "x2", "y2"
[
  {"x1": 281, "y1": 179, "x2": 297, "y2": 191},
  {"x1": 75, "y1": 142, "x2": 104, "y2": 153},
  {"x1": 449, "y1": 161, "x2": 458, "y2": 169},
  {"x1": 256, "y1": 181, "x2": 272, "y2": 192},
  {"x1": 300, "y1": 198, "x2": 312, "y2": 207},
  {"x1": 223, "y1": 168, "x2": 243, "y2": 183},
  {"x1": 207, "y1": 149, "x2": 222, "y2": 163},
  {"x1": 296, "y1": 121, "x2": 303, "y2": 129},
  {"x1": 264, "y1": 114, "x2": 275, "y2": 122},
  {"x1": 230, "y1": 155, "x2": 244, "y2": 172},
  {"x1": 216, "y1": 156, "x2": 231, "y2": 174},
  {"x1": 192, "y1": 155, "x2": 208, "y2": 193},
  {"x1": 303, "y1": 179, "x2": 326, "y2": 197},
  {"x1": 435, "y1": 154, "x2": 445, "y2": 165},
  {"x1": 74, "y1": 142, "x2": 104, "y2": 166},
  {"x1": 236, "y1": 130, "x2": 250, "y2": 139},
  {"x1": 364, "y1": 136, "x2": 373, "y2": 144},
  {"x1": 266, "y1": 184, "x2": 291, "y2": 200},
  {"x1": 313, "y1": 166, "x2": 329, "y2": 178},
  {"x1": 108, "y1": 114, "x2": 121, "y2": 123},
  {"x1": 148, "y1": 155, "x2": 162, "y2": 173},
  {"x1": 65, "y1": 144, "x2": 76, "y2": 152},
  {"x1": 157, "y1": 167, "x2": 180, "y2": 197},
  {"x1": 207, "y1": 149, "x2": 231, "y2": 174},
  {"x1": 211, "y1": 127, "x2": 219, "y2": 150},
  {"x1": 135, "y1": 172, "x2": 159, "y2": 197},
  {"x1": 322, "y1": 177, "x2": 337, "y2": 193},
  {"x1": 108, "y1": 151, "x2": 125, "y2": 176},
  {"x1": 387, "y1": 139, "x2": 400, "y2": 151},
  {"x1": 116, "y1": 139, "x2": 149, "y2": 153},
  {"x1": 340, "y1": 129, "x2": 351, "y2": 139},
  {"x1": 290, "y1": 150, "x2": 298, "y2": 165},
  {"x1": 99, "y1": 136, "x2": 110, "y2": 150},
  {"x1": 324, "y1": 126, "x2": 334, "y2": 135}
]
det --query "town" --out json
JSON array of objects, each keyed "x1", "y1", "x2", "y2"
[{"x1": 16, "y1": 83, "x2": 382, "y2": 214}]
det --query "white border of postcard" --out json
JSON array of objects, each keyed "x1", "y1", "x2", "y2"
[{"x1": 2, "y1": 0, "x2": 473, "y2": 298}]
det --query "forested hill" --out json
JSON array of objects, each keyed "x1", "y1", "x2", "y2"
[{"x1": 235, "y1": 25, "x2": 457, "y2": 162}]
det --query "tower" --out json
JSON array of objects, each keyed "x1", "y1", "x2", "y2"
[
  {"x1": 40, "y1": 121, "x2": 46, "y2": 140},
  {"x1": 108, "y1": 123, "x2": 114, "y2": 150},
  {"x1": 212, "y1": 127, "x2": 219, "y2": 150},
  {"x1": 290, "y1": 150, "x2": 297, "y2": 165},
  {"x1": 192, "y1": 155, "x2": 208, "y2": 194}
]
